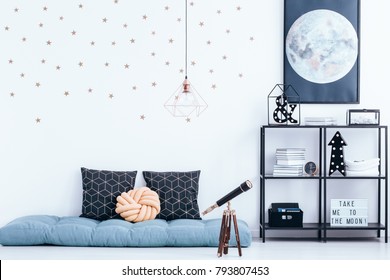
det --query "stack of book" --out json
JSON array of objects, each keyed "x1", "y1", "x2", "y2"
[
  {"x1": 273, "y1": 148, "x2": 306, "y2": 176},
  {"x1": 304, "y1": 117, "x2": 337, "y2": 126}
]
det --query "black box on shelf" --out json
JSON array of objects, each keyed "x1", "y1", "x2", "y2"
[{"x1": 268, "y1": 203, "x2": 303, "y2": 227}]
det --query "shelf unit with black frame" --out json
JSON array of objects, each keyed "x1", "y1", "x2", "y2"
[{"x1": 260, "y1": 125, "x2": 388, "y2": 243}]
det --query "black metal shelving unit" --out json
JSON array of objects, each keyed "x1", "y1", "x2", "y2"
[{"x1": 260, "y1": 125, "x2": 388, "y2": 243}]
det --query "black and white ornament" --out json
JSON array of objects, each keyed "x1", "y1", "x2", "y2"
[{"x1": 328, "y1": 131, "x2": 347, "y2": 176}]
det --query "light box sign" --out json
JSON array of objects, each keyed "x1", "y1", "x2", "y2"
[{"x1": 330, "y1": 199, "x2": 368, "y2": 227}]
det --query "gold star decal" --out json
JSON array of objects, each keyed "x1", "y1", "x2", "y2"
[
  {"x1": 140, "y1": 115, "x2": 146, "y2": 120},
  {"x1": 35, "y1": 117, "x2": 41, "y2": 123}
]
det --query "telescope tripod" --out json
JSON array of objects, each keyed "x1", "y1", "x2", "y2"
[{"x1": 217, "y1": 201, "x2": 242, "y2": 257}]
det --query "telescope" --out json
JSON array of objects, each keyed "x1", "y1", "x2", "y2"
[{"x1": 202, "y1": 180, "x2": 253, "y2": 216}]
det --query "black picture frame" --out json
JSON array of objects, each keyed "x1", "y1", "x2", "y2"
[{"x1": 284, "y1": 0, "x2": 360, "y2": 104}]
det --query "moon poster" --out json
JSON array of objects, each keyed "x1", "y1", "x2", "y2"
[{"x1": 284, "y1": 0, "x2": 360, "y2": 103}]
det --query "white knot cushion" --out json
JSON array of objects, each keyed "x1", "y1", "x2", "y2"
[{"x1": 115, "y1": 187, "x2": 161, "y2": 222}]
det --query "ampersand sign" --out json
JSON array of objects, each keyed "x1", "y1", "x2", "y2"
[{"x1": 273, "y1": 95, "x2": 298, "y2": 124}]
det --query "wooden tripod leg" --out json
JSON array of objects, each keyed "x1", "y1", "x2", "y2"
[
  {"x1": 223, "y1": 211, "x2": 231, "y2": 255},
  {"x1": 232, "y1": 210, "x2": 242, "y2": 257},
  {"x1": 217, "y1": 212, "x2": 227, "y2": 257}
]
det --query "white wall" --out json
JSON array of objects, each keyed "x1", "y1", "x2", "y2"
[{"x1": 0, "y1": 0, "x2": 389, "y2": 238}]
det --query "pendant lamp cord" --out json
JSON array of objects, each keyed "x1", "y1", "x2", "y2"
[{"x1": 185, "y1": 0, "x2": 188, "y2": 79}]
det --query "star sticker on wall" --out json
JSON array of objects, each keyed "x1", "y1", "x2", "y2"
[
  {"x1": 102, "y1": 18, "x2": 108, "y2": 23},
  {"x1": 209, "y1": 69, "x2": 214, "y2": 74},
  {"x1": 152, "y1": 82, "x2": 157, "y2": 87},
  {"x1": 59, "y1": 16, "x2": 64, "y2": 21},
  {"x1": 199, "y1": 22, "x2": 204, "y2": 27},
  {"x1": 35, "y1": 82, "x2": 41, "y2": 87},
  {"x1": 41, "y1": 59, "x2": 46, "y2": 64},
  {"x1": 90, "y1": 41, "x2": 95, "y2": 46},
  {"x1": 140, "y1": 115, "x2": 146, "y2": 120},
  {"x1": 71, "y1": 30, "x2": 76, "y2": 35},
  {"x1": 79, "y1": 61, "x2": 84, "y2": 67},
  {"x1": 143, "y1": 15, "x2": 148, "y2": 20},
  {"x1": 132, "y1": 86, "x2": 137, "y2": 91},
  {"x1": 130, "y1": 38, "x2": 135, "y2": 43},
  {"x1": 43, "y1": 6, "x2": 48, "y2": 11},
  {"x1": 206, "y1": 40, "x2": 211, "y2": 45},
  {"x1": 88, "y1": 88, "x2": 93, "y2": 93},
  {"x1": 111, "y1": 41, "x2": 116, "y2": 46},
  {"x1": 211, "y1": 84, "x2": 217, "y2": 90},
  {"x1": 35, "y1": 117, "x2": 41, "y2": 123},
  {"x1": 5, "y1": 26, "x2": 10, "y2": 31},
  {"x1": 104, "y1": 62, "x2": 109, "y2": 67},
  {"x1": 39, "y1": 23, "x2": 44, "y2": 28},
  {"x1": 8, "y1": 59, "x2": 13, "y2": 64},
  {"x1": 124, "y1": 64, "x2": 130, "y2": 69},
  {"x1": 64, "y1": 91, "x2": 70, "y2": 96},
  {"x1": 14, "y1": 8, "x2": 19, "y2": 12},
  {"x1": 10, "y1": 92, "x2": 15, "y2": 97},
  {"x1": 20, "y1": 73, "x2": 25, "y2": 78},
  {"x1": 191, "y1": 61, "x2": 196, "y2": 66},
  {"x1": 186, "y1": 117, "x2": 191, "y2": 123},
  {"x1": 56, "y1": 65, "x2": 61, "y2": 70},
  {"x1": 108, "y1": 93, "x2": 114, "y2": 99},
  {"x1": 168, "y1": 38, "x2": 174, "y2": 43},
  {"x1": 46, "y1": 40, "x2": 52, "y2": 45},
  {"x1": 123, "y1": 23, "x2": 128, "y2": 28}
]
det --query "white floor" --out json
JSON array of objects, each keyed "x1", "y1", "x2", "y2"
[{"x1": 1, "y1": 237, "x2": 389, "y2": 260}]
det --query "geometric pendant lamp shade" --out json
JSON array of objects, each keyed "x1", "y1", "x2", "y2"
[
  {"x1": 164, "y1": 0, "x2": 207, "y2": 120},
  {"x1": 164, "y1": 78, "x2": 208, "y2": 118}
]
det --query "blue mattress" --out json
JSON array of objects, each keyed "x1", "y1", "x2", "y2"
[{"x1": 0, "y1": 215, "x2": 252, "y2": 247}]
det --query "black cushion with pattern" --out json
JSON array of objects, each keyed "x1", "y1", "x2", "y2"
[
  {"x1": 80, "y1": 167, "x2": 137, "y2": 220},
  {"x1": 143, "y1": 171, "x2": 201, "y2": 221}
]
